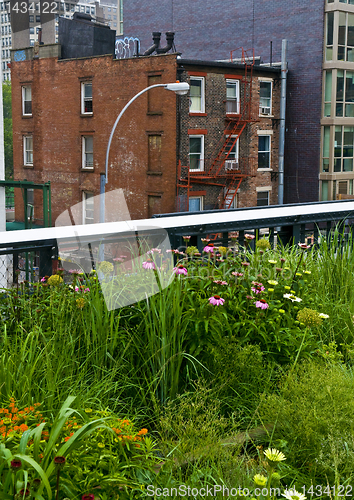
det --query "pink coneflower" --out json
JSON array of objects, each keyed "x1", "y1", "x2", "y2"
[
  {"x1": 40, "y1": 277, "x2": 46, "y2": 282},
  {"x1": 201, "y1": 238, "x2": 211, "y2": 243},
  {"x1": 84, "y1": 288, "x2": 90, "y2": 293},
  {"x1": 244, "y1": 234, "x2": 255, "y2": 241},
  {"x1": 213, "y1": 280, "x2": 228, "y2": 285},
  {"x1": 183, "y1": 235, "x2": 191, "y2": 241},
  {"x1": 147, "y1": 248, "x2": 162, "y2": 255},
  {"x1": 75, "y1": 286, "x2": 80, "y2": 292},
  {"x1": 203, "y1": 243, "x2": 215, "y2": 253},
  {"x1": 246, "y1": 295, "x2": 253, "y2": 300},
  {"x1": 255, "y1": 299, "x2": 269, "y2": 310},
  {"x1": 298, "y1": 242, "x2": 311, "y2": 249},
  {"x1": 241, "y1": 262, "x2": 250, "y2": 267},
  {"x1": 251, "y1": 283, "x2": 265, "y2": 294},
  {"x1": 174, "y1": 265, "x2": 188, "y2": 275},
  {"x1": 113, "y1": 257, "x2": 125, "y2": 262},
  {"x1": 69, "y1": 269, "x2": 81, "y2": 274},
  {"x1": 209, "y1": 295, "x2": 225, "y2": 306},
  {"x1": 142, "y1": 259, "x2": 156, "y2": 270},
  {"x1": 232, "y1": 271, "x2": 244, "y2": 277}
]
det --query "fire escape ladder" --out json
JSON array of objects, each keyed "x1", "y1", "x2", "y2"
[{"x1": 207, "y1": 120, "x2": 246, "y2": 177}]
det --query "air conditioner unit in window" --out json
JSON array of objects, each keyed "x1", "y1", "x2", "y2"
[
  {"x1": 261, "y1": 106, "x2": 271, "y2": 115},
  {"x1": 225, "y1": 160, "x2": 239, "y2": 171}
]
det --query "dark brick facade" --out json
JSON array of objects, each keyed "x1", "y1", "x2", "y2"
[
  {"x1": 177, "y1": 60, "x2": 281, "y2": 209},
  {"x1": 122, "y1": 0, "x2": 325, "y2": 203}
]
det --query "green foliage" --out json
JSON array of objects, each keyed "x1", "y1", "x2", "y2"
[{"x1": 258, "y1": 360, "x2": 354, "y2": 483}]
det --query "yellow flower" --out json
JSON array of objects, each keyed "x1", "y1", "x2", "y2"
[
  {"x1": 268, "y1": 280, "x2": 278, "y2": 286},
  {"x1": 84, "y1": 408, "x2": 93, "y2": 414},
  {"x1": 47, "y1": 275, "x2": 63, "y2": 286},
  {"x1": 303, "y1": 270, "x2": 311, "y2": 275},
  {"x1": 268, "y1": 260, "x2": 277, "y2": 265},
  {"x1": 284, "y1": 286, "x2": 291, "y2": 290},
  {"x1": 97, "y1": 261, "x2": 114, "y2": 275},
  {"x1": 264, "y1": 448, "x2": 286, "y2": 463},
  {"x1": 279, "y1": 309, "x2": 285, "y2": 314},
  {"x1": 268, "y1": 288, "x2": 274, "y2": 292},
  {"x1": 97, "y1": 442, "x2": 105, "y2": 448},
  {"x1": 297, "y1": 308, "x2": 322, "y2": 328},
  {"x1": 76, "y1": 298, "x2": 85, "y2": 309},
  {"x1": 254, "y1": 474, "x2": 268, "y2": 487}
]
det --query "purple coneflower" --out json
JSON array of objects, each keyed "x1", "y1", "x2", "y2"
[
  {"x1": 232, "y1": 271, "x2": 243, "y2": 277},
  {"x1": 209, "y1": 295, "x2": 225, "y2": 306},
  {"x1": 142, "y1": 259, "x2": 156, "y2": 270},
  {"x1": 174, "y1": 265, "x2": 188, "y2": 275},
  {"x1": 213, "y1": 280, "x2": 228, "y2": 285},
  {"x1": 255, "y1": 299, "x2": 269, "y2": 310},
  {"x1": 203, "y1": 243, "x2": 215, "y2": 253}
]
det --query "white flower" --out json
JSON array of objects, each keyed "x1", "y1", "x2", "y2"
[
  {"x1": 283, "y1": 293, "x2": 302, "y2": 303},
  {"x1": 319, "y1": 313, "x2": 329, "y2": 319},
  {"x1": 282, "y1": 489, "x2": 306, "y2": 500}
]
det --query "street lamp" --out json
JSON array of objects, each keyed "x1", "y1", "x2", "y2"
[{"x1": 100, "y1": 81, "x2": 190, "y2": 223}]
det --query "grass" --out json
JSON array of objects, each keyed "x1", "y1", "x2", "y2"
[{"x1": 0, "y1": 230, "x2": 354, "y2": 497}]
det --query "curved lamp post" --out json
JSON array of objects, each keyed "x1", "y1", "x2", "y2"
[{"x1": 100, "y1": 81, "x2": 190, "y2": 223}]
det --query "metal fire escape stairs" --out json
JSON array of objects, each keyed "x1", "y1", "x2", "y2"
[{"x1": 177, "y1": 48, "x2": 257, "y2": 211}]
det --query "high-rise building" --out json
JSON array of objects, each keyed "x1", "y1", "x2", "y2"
[{"x1": 120, "y1": 0, "x2": 328, "y2": 204}]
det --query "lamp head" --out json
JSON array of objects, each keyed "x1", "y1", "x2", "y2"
[{"x1": 164, "y1": 81, "x2": 190, "y2": 95}]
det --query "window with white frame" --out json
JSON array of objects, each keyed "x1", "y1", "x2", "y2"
[
  {"x1": 82, "y1": 136, "x2": 93, "y2": 169},
  {"x1": 258, "y1": 134, "x2": 271, "y2": 169},
  {"x1": 224, "y1": 188, "x2": 237, "y2": 209},
  {"x1": 22, "y1": 85, "x2": 32, "y2": 116},
  {"x1": 259, "y1": 80, "x2": 272, "y2": 115},
  {"x1": 224, "y1": 136, "x2": 239, "y2": 170},
  {"x1": 226, "y1": 79, "x2": 239, "y2": 114},
  {"x1": 189, "y1": 135, "x2": 204, "y2": 171},
  {"x1": 81, "y1": 82, "x2": 92, "y2": 114},
  {"x1": 257, "y1": 189, "x2": 270, "y2": 206},
  {"x1": 338, "y1": 12, "x2": 354, "y2": 62},
  {"x1": 189, "y1": 76, "x2": 205, "y2": 113},
  {"x1": 82, "y1": 192, "x2": 94, "y2": 224},
  {"x1": 23, "y1": 136, "x2": 33, "y2": 166},
  {"x1": 189, "y1": 196, "x2": 203, "y2": 212}
]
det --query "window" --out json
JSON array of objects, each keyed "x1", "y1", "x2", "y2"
[
  {"x1": 334, "y1": 125, "x2": 354, "y2": 172},
  {"x1": 22, "y1": 86, "x2": 32, "y2": 115},
  {"x1": 82, "y1": 136, "x2": 93, "y2": 169},
  {"x1": 91, "y1": 6, "x2": 94, "y2": 14},
  {"x1": 148, "y1": 135, "x2": 162, "y2": 171},
  {"x1": 81, "y1": 82, "x2": 92, "y2": 114},
  {"x1": 189, "y1": 196, "x2": 203, "y2": 212},
  {"x1": 189, "y1": 76, "x2": 205, "y2": 113},
  {"x1": 257, "y1": 190, "x2": 270, "y2": 206},
  {"x1": 226, "y1": 79, "x2": 239, "y2": 113},
  {"x1": 322, "y1": 126, "x2": 330, "y2": 172},
  {"x1": 338, "y1": 12, "x2": 354, "y2": 61},
  {"x1": 323, "y1": 70, "x2": 332, "y2": 117},
  {"x1": 333, "y1": 179, "x2": 353, "y2": 199},
  {"x1": 189, "y1": 135, "x2": 204, "y2": 171},
  {"x1": 82, "y1": 192, "x2": 94, "y2": 224},
  {"x1": 326, "y1": 12, "x2": 334, "y2": 61},
  {"x1": 86, "y1": 6, "x2": 90, "y2": 13},
  {"x1": 26, "y1": 188, "x2": 34, "y2": 221},
  {"x1": 70, "y1": 4, "x2": 74, "y2": 11},
  {"x1": 336, "y1": 69, "x2": 354, "y2": 117},
  {"x1": 29, "y1": 27, "x2": 34, "y2": 34},
  {"x1": 258, "y1": 135, "x2": 271, "y2": 169},
  {"x1": 224, "y1": 136, "x2": 239, "y2": 170},
  {"x1": 23, "y1": 136, "x2": 33, "y2": 166},
  {"x1": 224, "y1": 188, "x2": 237, "y2": 209},
  {"x1": 259, "y1": 80, "x2": 272, "y2": 115},
  {"x1": 321, "y1": 180, "x2": 329, "y2": 201}
]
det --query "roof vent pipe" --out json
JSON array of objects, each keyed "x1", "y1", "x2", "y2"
[
  {"x1": 143, "y1": 32, "x2": 161, "y2": 56},
  {"x1": 156, "y1": 31, "x2": 175, "y2": 54}
]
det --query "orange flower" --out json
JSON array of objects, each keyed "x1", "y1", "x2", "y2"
[
  {"x1": 19, "y1": 424, "x2": 28, "y2": 432},
  {"x1": 138, "y1": 428, "x2": 148, "y2": 435}
]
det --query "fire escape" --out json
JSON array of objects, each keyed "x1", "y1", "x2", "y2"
[{"x1": 177, "y1": 48, "x2": 257, "y2": 211}]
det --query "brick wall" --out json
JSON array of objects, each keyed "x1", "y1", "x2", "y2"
[
  {"x1": 122, "y1": 0, "x2": 325, "y2": 203},
  {"x1": 11, "y1": 53, "x2": 179, "y2": 224},
  {"x1": 178, "y1": 61, "x2": 281, "y2": 209}
]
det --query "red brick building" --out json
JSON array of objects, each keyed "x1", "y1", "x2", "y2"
[{"x1": 11, "y1": 40, "x2": 281, "y2": 226}]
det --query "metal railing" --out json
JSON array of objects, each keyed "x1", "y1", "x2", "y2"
[{"x1": 0, "y1": 200, "x2": 353, "y2": 286}]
